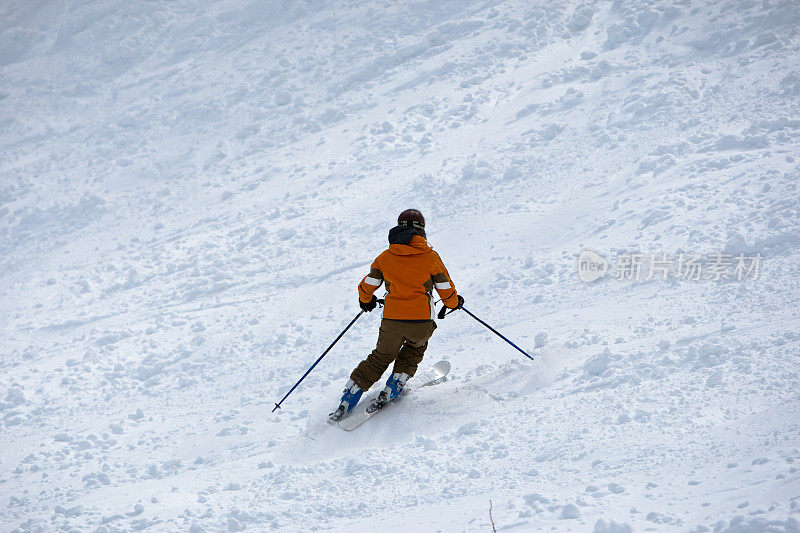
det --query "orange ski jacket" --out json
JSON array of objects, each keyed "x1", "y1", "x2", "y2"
[{"x1": 358, "y1": 226, "x2": 459, "y2": 320}]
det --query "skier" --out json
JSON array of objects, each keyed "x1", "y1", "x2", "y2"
[{"x1": 330, "y1": 209, "x2": 463, "y2": 421}]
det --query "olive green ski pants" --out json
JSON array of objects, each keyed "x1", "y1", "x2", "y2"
[{"x1": 350, "y1": 319, "x2": 437, "y2": 390}]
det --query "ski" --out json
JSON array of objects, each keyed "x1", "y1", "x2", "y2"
[{"x1": 336, "y1": 360, "x2": 450, "y2": 431}]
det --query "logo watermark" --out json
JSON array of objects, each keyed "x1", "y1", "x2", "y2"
[
  {"x1": 577, "y1": 250, "x2": 761, "y2": 282},
  {"x1": 577, "y1": 249, "x2": 609, "y2": 282}
]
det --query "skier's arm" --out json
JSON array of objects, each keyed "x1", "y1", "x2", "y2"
[
  {"x1": 358, "y1": 258, "x2": 383, "y2": 303},
  {"x1": 432, "y1": 253, "x2": 460, "y2": 308}
]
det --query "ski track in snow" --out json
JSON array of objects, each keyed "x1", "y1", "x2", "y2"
[{"x1": 1, "y1": 0, "x2": 799, "y2": 531}]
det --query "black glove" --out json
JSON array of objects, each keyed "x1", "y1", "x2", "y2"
[
  {"x1": 437, "y1": 295, "x2": 464, "y2": 319},
  {"x1": 359, "y1": 296, "x2": 378, "y2": 312}
]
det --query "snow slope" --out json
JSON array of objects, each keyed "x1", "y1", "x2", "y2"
[{"x1": 1, "y1": 0, "x2": 799, "y2": 531}]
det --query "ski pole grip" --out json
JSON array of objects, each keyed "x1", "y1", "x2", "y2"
[{"x1": 437, "y1": 304, "x2": 458, "y2": 319}]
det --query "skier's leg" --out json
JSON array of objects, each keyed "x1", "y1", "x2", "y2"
[
  {"x1": 392, "y1": 320, "x2": 437, "y2": 377},
  {"x1": 367, "y1": 322, "x2": 437, "y2": 410},
  {"x1": 349, "y1": 319, "x2": 405, "y2": 390}
]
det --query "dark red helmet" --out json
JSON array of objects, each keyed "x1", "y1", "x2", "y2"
[{"x1": 398, "y1": 209, "x2": 425, "y2": 233}]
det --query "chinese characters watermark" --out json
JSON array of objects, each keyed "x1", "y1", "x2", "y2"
[{"x1": 578, "y1": 250, "x2": 760, "y2": 283}]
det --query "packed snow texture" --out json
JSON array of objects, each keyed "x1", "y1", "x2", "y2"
[{"x1": 1, "y1": 0, "x2": 799, "y2": 531}]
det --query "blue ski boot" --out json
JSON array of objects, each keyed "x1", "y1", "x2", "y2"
[
  {"x1": 367, "y1": 372, "x2": 409, "y2": 413},
  {"x1": 329, "y1": 380, "x2": 363, "y2": 422}
]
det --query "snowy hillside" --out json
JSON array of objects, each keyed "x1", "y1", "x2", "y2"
[{"x1": 1, "y1": 0, "x2": 799, "y2": 531}]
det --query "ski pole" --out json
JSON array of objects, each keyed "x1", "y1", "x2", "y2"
[
  {"x1": 272, "y1": 299, "x2": 383, "y2": 412},
  {"x1": 461, "y1": 306, "x2": 534, "y2": 361}
]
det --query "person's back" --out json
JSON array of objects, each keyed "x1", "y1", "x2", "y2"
[
  {"x1": 363, "y1": 223, "x2": 458, "y2": 320},
  {"x1": 329, "y1": 209, "x2": 463, "y2": 421}
]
